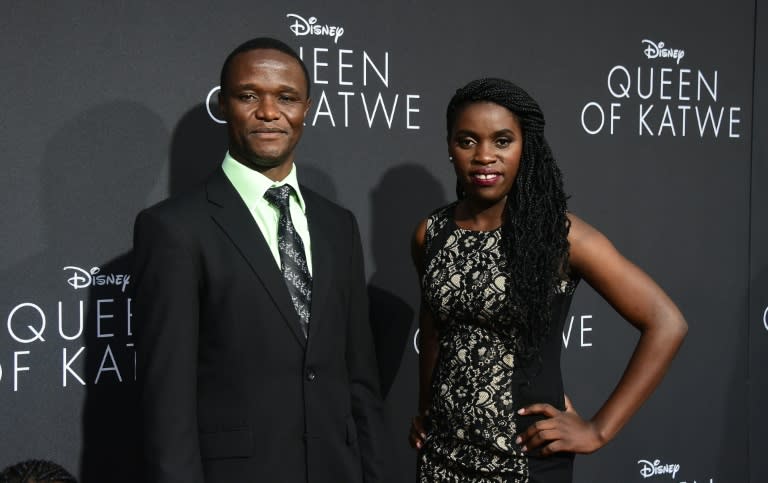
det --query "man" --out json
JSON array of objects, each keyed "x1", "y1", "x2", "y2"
[{"x1": 133, "y1": 37, "x2": 383, "y2": 483}]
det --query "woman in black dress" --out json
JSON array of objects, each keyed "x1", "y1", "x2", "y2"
[{"x1": 408, "y1": 78, "x2": 687, "y2": 482}]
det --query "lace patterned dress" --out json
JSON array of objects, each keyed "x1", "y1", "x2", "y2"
[{"x1": 418, "y1": 204, "x2": 578, "y2": 483}]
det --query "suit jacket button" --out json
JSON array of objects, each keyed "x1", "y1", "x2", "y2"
[{"x1": 306, "y1": 369, "x2": 316, "y2": 381}]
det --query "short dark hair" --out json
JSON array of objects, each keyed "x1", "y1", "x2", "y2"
[
  {"x1": 219, "y1": 37, "x2": 311, "y2": 97},
  {"x1": 0, "y1": 459, "x2": 77, "y2": 483}
]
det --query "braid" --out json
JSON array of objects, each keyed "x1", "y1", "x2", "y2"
[
  {"x1": 0, "y1": 460, "x2": 78, "y2": 483},
  {"x1": 447, "y1": 78, "x2": 570, "y2": 362}
]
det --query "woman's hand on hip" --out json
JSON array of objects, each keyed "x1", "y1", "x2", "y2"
[{"x1": 516, "y1": 395, "x2": 605, "y2": 456}]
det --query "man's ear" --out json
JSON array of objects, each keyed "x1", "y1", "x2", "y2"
[
  {"x1": 218, "y1": 88, "x2": 228, "y2": 121},
  {"x1": 303, "y1": 97, "x2": 312, "y2": 119}
]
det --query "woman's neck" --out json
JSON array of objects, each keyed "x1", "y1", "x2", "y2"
[{"x1": 453, "y1": 197, "x2": 507, "y2": 231}]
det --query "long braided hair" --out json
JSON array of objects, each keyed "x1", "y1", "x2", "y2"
[
  {"x1": 0, "y1": 459, "x2": 78, "y2": 483},
  {"x1": 446, "y1": 78, "x2": 570, "y2": 362}
]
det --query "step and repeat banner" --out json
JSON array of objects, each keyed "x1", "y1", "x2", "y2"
[
  {"x1": 750, "y1": 3, "x2": 768, "y2": 483},
  {"x1": 1, "y1": 2, "x2": 762, "y2": 482}
]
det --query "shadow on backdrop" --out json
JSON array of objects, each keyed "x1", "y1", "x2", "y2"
[
  {"x1": 750, "y1": 265, "x2": 768, "y2": 481},
  {"x1": 368, "y1": 163, "x2": 447, "y2": 398},
  {"x1": 169, "y1": 104, "x2": 228, "y2": 196},
  {"x1": 28, "y1": 101, "x2": 168, "y2": 483}
]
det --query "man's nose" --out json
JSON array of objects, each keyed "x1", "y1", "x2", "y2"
[{"x1": 255, "y1": 97, "x2": 280, "y2": 121}]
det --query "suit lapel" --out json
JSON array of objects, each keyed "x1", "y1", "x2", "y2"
[
  {"x1": 303, "y1": 188, "x2": 331, "y2": 341},
  {"x1": 206, "y1": 169, "x2": 307, "y2": 348}
]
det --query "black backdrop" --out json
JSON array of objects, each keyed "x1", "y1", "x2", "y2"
[{"x1": 1, "y1": 2, "x2": 764, "y2": 482}]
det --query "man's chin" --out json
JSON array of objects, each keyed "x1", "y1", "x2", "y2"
[
  {"x1": 233, "y1": 152, "x2": 291, "y2": 171},
  {"x1": 250, "y1": 156, "x2": 287, "y2": 169}
]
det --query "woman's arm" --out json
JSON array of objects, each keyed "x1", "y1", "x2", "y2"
[
  {"x1": 517, "y1": 213, "x2": 688, "y2": 455},
  {"x1": 409, "y1": 219, "x2": 440, "y2": 450}
]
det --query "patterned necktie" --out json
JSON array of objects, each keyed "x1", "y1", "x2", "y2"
[{"x1": 263, "y1": 185, "x2": 312, "y2": 337}]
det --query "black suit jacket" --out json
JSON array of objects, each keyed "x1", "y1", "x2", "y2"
[{"x1": 133, "y1": 168, "x2": 383, "y2": 483}]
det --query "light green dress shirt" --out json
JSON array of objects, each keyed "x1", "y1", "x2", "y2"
[{"x1": 221, "y1": 152, "x2": 313, "y2": 275}]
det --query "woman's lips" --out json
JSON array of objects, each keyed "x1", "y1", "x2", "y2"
[{"x1": 470, "y1": 172, "x2": 501, "y2": 186}]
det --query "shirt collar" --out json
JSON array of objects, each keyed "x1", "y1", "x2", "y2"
[{"x1": 221, "y1": 152, "x2": 307, "y2": 213}]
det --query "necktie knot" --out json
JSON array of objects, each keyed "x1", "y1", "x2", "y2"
[{"x1": 264, "y1": 185, "x2": 294, "y2": 211}]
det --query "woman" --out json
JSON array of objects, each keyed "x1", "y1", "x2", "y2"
[{"x1": 408, "y1": 78, "x2": 687, "y2": 482}]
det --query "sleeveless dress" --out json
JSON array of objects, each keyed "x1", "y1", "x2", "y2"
[{"x1": 417, "y1": 203, "x2": 578, "y2": 483}]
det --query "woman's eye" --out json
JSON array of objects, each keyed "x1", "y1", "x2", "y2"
[
  {"x1": 496, "y1": 138, "x2": 511, "y2": 147},
  {"x1": 457, "y1": 139, "x2": 475, "y2": 148}
]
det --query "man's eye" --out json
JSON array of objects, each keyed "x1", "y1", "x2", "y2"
[{"x1": 239, "y1": 94, "x2": 257, "y2": 101}]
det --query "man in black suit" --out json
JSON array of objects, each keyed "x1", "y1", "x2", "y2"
[{"x1": 133, "y1": 37, "x2": 383, "y2": 483}]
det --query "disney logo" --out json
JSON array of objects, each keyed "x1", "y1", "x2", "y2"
[
  {"x1": 63, "y1": 266, "x2": 131, "y2": 293},
  {"x1": 638, "y1": 459, "x2": 681, "y2": 479},
  {"x1": 287, "y1": 13, "x2": 344, "y2": 43},
  {"x1": 642, "y1": 39, "x2": 685, "y2": 64}
]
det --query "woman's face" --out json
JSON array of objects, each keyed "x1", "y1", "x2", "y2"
[{"x1": 449, "y1": 101, "x2": 523, "y2": 206}]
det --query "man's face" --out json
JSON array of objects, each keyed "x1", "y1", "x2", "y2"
[{"x1": 219, "y1": 48, "x2": 311, "y2": 180}]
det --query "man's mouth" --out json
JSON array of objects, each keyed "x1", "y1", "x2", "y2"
[{"x1": 250, "y1": 128, "x2": 287, "y2": 139}]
